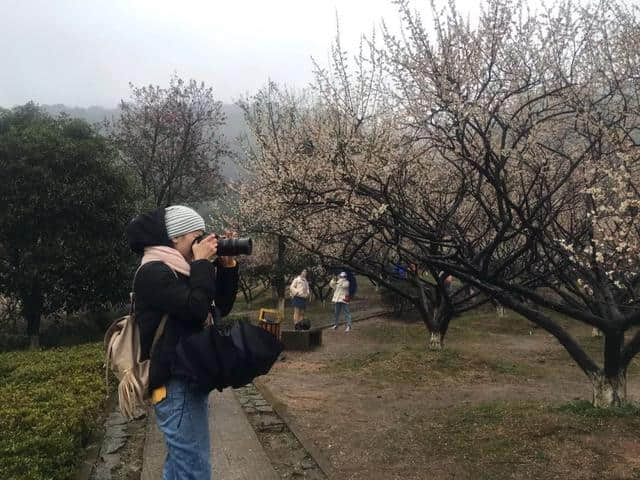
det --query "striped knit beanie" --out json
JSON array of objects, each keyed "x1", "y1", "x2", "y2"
[{"x1": 164, "y1": 205, "x2": 205, "y2": 239}]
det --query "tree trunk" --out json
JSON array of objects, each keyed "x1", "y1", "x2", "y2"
[
  {"x1": 311, "y1": 284, "x2": 326, "y2": 305},
  {"x1": 429, "y1": 300, "x2": 451, "y2": 351},
  {"x1": 429, "y1": 331, "x2": 444, "y2": 350},
  {"x1": 27, "y1": 316, "x2": 41, "y2": 349},
  {"x1": 590, "y1": 371, "x2": 627, "y2": 407},
  {"x1": 589, "y1": 330, "x2": 628, "y2": 407},
  {"x1": 277, "y1": 297, "x2": 285, "y2": 322},
  {"x1": 23, "y1": 286, "x2": 43, "y2": 350},
  {"x1": 275, "y1": 235, "x2": 286, "y2": 320},
  {"x1": 414, "y1": 282, "x2": 449, "y2": 351},
  {"x1": 25, "y1": 310, "x2": 41, "y2": 350}
]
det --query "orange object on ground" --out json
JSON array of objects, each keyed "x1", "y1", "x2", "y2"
[{"x1": 258, "y1": 308, "x2": 282, "y2": 340}]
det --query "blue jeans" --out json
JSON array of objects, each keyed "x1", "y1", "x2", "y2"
[
  {"x1": 334, "y1": 302, "x2": 352, "y2": 327},
  {"x1": 154, "y1": 379, "x2": 211, "y2": 480}
]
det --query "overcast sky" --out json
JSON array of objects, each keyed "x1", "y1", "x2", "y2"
[{"x1": 0, "y1": 0, "x2": 482, "y2": 108}]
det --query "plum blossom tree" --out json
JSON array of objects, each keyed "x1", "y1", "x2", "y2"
[
  {"x1": 376, "y1": 0, "x2": 640, "y2": 406},
  {"x1": 111, "y1": 75, "x2": 229, "y2": 207},
  {"x1": 236, "y1": 0, "x2": 640, "y2": 406},
  {"x1": 236, "y1": 71, "x2": 487, "y2": 349}
]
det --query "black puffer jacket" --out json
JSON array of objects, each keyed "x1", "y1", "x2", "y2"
[{"x1": 125, "y1": 208, "x2": 239, "y2": 392}]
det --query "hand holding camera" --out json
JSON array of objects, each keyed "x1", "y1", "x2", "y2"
[{"x1": 192, "y1": 234, "x2": 218, "y2": 261}]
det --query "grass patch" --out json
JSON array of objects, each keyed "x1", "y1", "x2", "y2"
[
  {"x1": 420, "y1": 402, "x2": 550, "y2": 479},
  {"x1": 552, "y1": 400, "x2": 640, "y2": 418},
  {"x1": 0, "y1": 343, "x2": 108, "y2": 480},
  {"x1": 456, "y1": 402, "x2": 509, "y2": 424},
  {"x1": 418, "y1": 400, "x2": 640, "y2": 479},
  {"x1": 337, "y1": 322, "x2": 530, "y2": 383},
  {"x1": 330, "y1": 345, "x2": 471, "y2": 383},
  {"x1": 449, "y1": 310, "x2": 536, "y2": 337},
  {"x1": 330, "y1": 342, "x2": 528, "y2": 385},
  {"x1": 484, "y1": 359, "x2": 526, "y2": 376}
]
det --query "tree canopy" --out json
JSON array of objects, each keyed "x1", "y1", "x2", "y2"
[
  {"x1": 0, "y1": 103, "x2": 136, "y2": 345},
  {"x1": 111, "y1": 75, "x2": 229, "y2": 207}
]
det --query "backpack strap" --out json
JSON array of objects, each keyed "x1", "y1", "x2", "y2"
[{"x1": 129, "y1": 264, "x2": 146, "y2": 315}]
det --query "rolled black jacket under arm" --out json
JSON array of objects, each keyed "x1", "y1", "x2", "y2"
[{"x1": 134, "y1": 259, "x2": 239, "y2": 392}]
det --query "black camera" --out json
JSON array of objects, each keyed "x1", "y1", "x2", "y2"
[
  {"x1": 217, "y1": 236, "x2": 253, "y2": 256},
  {"x1": 194, "y1": 233, "x2": 253, "y2": 256}
]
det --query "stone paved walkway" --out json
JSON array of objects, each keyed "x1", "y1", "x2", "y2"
[{"x1": 141, "y1": 388, "x2": 279, "y2": 480}]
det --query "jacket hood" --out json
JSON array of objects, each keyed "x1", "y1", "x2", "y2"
[{"x1": 126, "y1": 207, "x2": 172, "y2": 254}]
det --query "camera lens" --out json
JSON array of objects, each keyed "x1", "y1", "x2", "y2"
[{"x1": 217, "y1": 237, "x2": 253, "y2": 256}]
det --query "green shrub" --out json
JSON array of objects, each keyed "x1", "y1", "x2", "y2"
[
  {"x1": 0, "y1": 343, "x2": 107, "y2": 480},
  {"x1": 39, "y1": 306, "x2": 128, "y2": 348}
]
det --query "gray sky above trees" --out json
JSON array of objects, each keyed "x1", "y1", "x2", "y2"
[
  {"x1": 0, "y1": 0, "x2": 413, "y2": 108},
  {"x1": 2, "y1": 0, "x2": 570, "y2": 109}
]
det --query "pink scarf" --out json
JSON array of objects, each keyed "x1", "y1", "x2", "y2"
[{"x1": 141, "y1": 246, "x2": 191, "y2": 276}]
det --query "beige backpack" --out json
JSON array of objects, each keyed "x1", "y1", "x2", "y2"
[{"x1": 104, "y1": 266, "x2": 172, "y2": 420}]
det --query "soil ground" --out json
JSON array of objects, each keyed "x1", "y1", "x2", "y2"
[{"x1": 253, "y1": 286, "x2": 640, "y2": 480}]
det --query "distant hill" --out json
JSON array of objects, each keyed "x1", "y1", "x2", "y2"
[
  {"x1": 37, "y1": 103, "x2": 248, "y2": 179},
  {"x1": 40, "y1": 104, "x2": 120, "y2": 125}
]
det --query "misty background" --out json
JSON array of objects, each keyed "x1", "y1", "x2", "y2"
[
  {"x1": 0, "y1": 0, "x2": 420, "y2": 179},
  {"x1": 37, "y1": 103, "x2": 247, "y2": 178}
]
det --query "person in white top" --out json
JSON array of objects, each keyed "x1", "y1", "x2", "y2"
[
  {"x1": 329, "y1": 271, "x2": 352, "y2": 332},
  {"x1": 289, "y1": 269, "x2": 310, "y2": 329}
]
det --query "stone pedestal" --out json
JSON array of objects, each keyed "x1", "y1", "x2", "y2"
[{"x1": 281, "y1": 328, "x2": 322, "y2": 351}]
